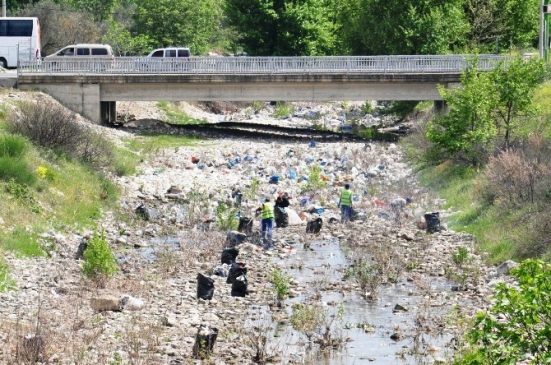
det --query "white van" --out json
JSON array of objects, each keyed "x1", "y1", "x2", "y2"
[
  {"x1": 137, "y1": 47, "x2": 191, "y2": 72},
  {"x1": 43, "y1": 43, "x2": 114, "y2": 71}
]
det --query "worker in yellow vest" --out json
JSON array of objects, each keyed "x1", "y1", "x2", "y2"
[
  {"x1": 338, "y1": 183, "x2": 353, "y2": 223},
  {"x1": 256, "y1": 197, "x2": 275, "y2": 249}
]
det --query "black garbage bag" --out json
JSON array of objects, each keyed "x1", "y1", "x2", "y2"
[
  {"x1": 135, "y1": 202, "x2": 157, "y2": 221},
  {"x1": 350, "y1": 208, "x2": 367, "y2": 222},
  {"x1": 226, "y1": 231, "x2": 247, "y2": 247},
  {"x1": 75, "y1": 238, "x2": 87, "y2": 260},
  {"x1": 221, "y1": 247, "x2": 239, "y2": 265},
  {"x1": 231, "y1": 275, "x2": 249, "y2": 297},
  {"x1": 275, "y1": 207, "x2": 289, "y2": 228},
  {"x1": 237, "y1": 217, "x2": 253, "y2": 235},
  {"x1": 192, "y1": 324, "x2": 218, "y2": 359},
  {"x1": 424, "y1": 212, "x2": 441, "y2": 233},
  {"x1": 196, "y1": 273, "x2": 214, "y2": 300},
  {"x1": 306, "y1": 217, "x2": 323, "y2": 233},
  {"x1": 227, "y1": 262, "x2": 247, "y2": 284}
]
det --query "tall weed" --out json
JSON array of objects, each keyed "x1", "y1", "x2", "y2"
[
  {"x1": 0, "y1": 159, "x2": 36, "y2": 185},
  {"x1": 0, "y1": 134, "x2": 28, "y2": 158}
]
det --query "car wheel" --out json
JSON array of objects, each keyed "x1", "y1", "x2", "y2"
[{"x1": 0, "y1": 58, "x2": 7, "y2": 69}]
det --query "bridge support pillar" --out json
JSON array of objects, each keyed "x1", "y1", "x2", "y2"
[
  {"x1": 434, "y1": 100, "x2": 447, "y2": 113},
  {"x1": 101, "y1": 101, "x2": 116, "y2": 124}
]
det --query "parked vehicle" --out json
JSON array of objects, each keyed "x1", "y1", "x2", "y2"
[
  {"x1": 42, "y1": 44, "x2": 114, "y2": 71},
  {"x1": 0, "y1": 17, "x2": 41, "y2": 68},
  {"x1": 137, "y1": 47, "x2": 191, "y2": 72}
]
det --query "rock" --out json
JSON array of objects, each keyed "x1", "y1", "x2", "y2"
[
  {"x1": 90, "y1": 295, "x2": 121, "y2": 312},
  {"x1": 392, "y1": 304, "x2": 408, "y2": 313},
  {"x1": 496, "y1": 260, "x2": 519, "y2": 277},
  {"x1": 121, "y1": 295, "x2": 145, "y2": 311}
]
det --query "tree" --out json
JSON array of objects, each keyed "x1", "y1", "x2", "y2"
[
  {"x1": 133, "y1": 0, "x2": 224, "y2": 55},
  {"x1": 490, "y1": 57, "x2": 545, "y2": 147},
  {"x1": 17, "y1": 0, "x2": 100, "y2": 56},
  {"x1": 426, "y1": 58, "x2": 497, "y2": 166},
  {"x1": 225, "y1": 0, "x2": 339, "y2": 56},
  {"x1": 339, "y1": 0, "x2": 470, "y2": 55},
  {"x1": 457, "y1": 259, "x2": 551, "y2": 364},
  {"x1": 463, "y1": 0, "x2": 540, "y2": 52},
  {"x1": 67, "y1": 0, "x2": 117, "y2": 22}
]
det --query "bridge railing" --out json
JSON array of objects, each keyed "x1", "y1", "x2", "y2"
[{"x1": 18, "y1": 55, "x2": 513, "y2": 75}]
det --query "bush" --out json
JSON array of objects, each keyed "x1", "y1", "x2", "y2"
[
  {"x1": 0, "y1": 158, "x2": 36, "y2": 186},
  {"x1": 215, "y1": 202, "x2": 239, "y2": 231},
  {"x1": 0, "y1": 134, "x2": 28, "y2": 158},
  {"x1": 82, "y1": 229, "x2": 118, "y2": 286},
  {"x1": 8, "y1": 100, "x2": 84, "y2": 155},
  {"x1": 270, "y1": 268, "x2": 291, "y2": 306},
  {"x1": 457, "y1": 259, "x2": 551, "y2": 364},
  {"x1": 8, "y1": 100, "x2": 118, "y2": 172}
]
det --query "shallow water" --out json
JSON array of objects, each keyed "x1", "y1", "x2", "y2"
[{"x1": 256, "y1": 238, "x2": 457, "y2": 364}]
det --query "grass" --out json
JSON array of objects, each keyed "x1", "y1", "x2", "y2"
[
  {"x1": 124, "y1": 134, "x2": 204, "y2": 152},
  {"x1": 157, "y1": 101, "x2": 203, "y2": 125}
]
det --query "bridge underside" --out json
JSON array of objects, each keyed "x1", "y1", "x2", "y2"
[{"x1": 18, "y1": 74, "x2": 457, "y2": 124}]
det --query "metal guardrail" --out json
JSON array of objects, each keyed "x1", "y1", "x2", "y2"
[{"x1": 17, "y1": 55, "x2": 512, "y2": 76}]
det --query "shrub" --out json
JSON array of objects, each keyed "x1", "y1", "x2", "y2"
[
  {"x1": 272, "y1": 101, "x2": 295, "y2": 118},
  {"x1": 0, "y1": 258, "x2": 17, "y2": 292},
  {"x1": 82, "y1": 229, "x2": 118, "y2": 286},
  {"x1": 8, "y1": 100, "x2": 84, "y2": 155},
  {"x1": 304, "y1": 164, "x2": 327, "y2": 192},
  {"x1": 79, "y1": 132, "x2": 115, "y2": 171},
  {"x1": 0, "y1": 158, "x2": 36, "y2": 185},
  {"x1": 215, "y1": 202, "x2": 239, "y2": 231},
  {"x1": 270, "y1": 268, "x2": 291, "y2": 306},
  {"x1": 0, "y1": 134, "x2": 28, "y2": 158},
  {"x1": 457, "y1": 259, "x2": 551, "y2": 364}
]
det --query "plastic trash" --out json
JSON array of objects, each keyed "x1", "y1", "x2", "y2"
[
  {"x1": 192, "y1": 325, "x2": 218, "y2": 359},
  {"x1": 269, "y1": 175, "x2": 280, "y2": 184},
  {"x1": 197, "y1": 273, "x2": 214, "y2": 300},
  {"x1": 288, "y1": 170, "x2": 297, "y2": 180},
  {"x1": 309, "y1": 141, "x2": 317, "y2": 147}
]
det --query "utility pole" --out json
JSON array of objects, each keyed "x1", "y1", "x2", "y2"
[
  {"x1": 2, "y1": 0, "x2": 6, "y2": 17},
  {"x1": 543, "y1": 0, "x2": 551, "y2": 62}
]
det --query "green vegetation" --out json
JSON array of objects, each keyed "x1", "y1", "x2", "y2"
[
  {"x1": 215, "y1": 202, "x2": 239, "y2": 231},
  {"x1": 272, "y1": 102, "x2": 295, "y2": 119},
  {"x1": 158, "y1": 101, "x2": 203, "y2": 125},
  {"x1": 270, "y1": 268, "x2": 291, "y2": 305},
  {"x1": 82, "y1": 229, "x2": 119, "y2": 285},
  {"x1": 303, "y1": 164, "x2": 328, "y2": 192},
  {"x1": 0, "y1": 257, "x2": 16, "y2": 292},
  {"x1": 456, "y1": 260, "x2": 551, "y2": 364}
]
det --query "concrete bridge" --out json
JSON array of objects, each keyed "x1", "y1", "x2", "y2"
[{"x1": 17, "y1": 55, "x2": 510, "y2": 124}]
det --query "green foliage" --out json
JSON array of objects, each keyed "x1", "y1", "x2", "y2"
[
  {"x1": 272, "y1": 102, "x2": 295, "y2": 118},
  {"x1": 0, "y1": 134, "x2": 27, "y2": 158},
  {"x1": 244, "y1": 177, "x2": 260, "y2": 201},
  {"x1": 427, "y1": 59, "x2": 498, "y2": 166},
  {"x1": 17, "y1": 0, "x2": 101, "y2": 56},
  {"x1": 225, "y1": 0, "x2": 339, "y2": 56},
  {"x1": 158, "y1": 102, "x2": 203, "y2": 125},
  {"x1": 340, "y1": 0, "x2": 469, "y2": 55},
  {"x1": 0, "y1": 158, "x2": 36, "y2": 186},
  {"x1": 82, "y1": 230, "x2": 119, "y2": 284},
  {"x1": 304, "y1": 164, "x2": 328, "y2": 191},
  {"x1": 290, "y1": 303, "x2": 325, "y2": 339},
  {"x1": 0, "y1": 258, "x2": 16, "y2": 292},
  {"x1": 0, "y1": 228, "x2": 44, "y2": 257},
  {"x1": 361, "y1": 101, "x2": 373, "y2": 115},
  {"x1": 452, "y1": 246, "x2": 469, "y2": 267},
  {"x1": 344, "y1": 258, "x2": 379, "y2": 293},
  {"x1": 490, "y1": 57, "x2": 546, "y2": 147},
  {"x1": 270, "y1": 268, "x2": 291, "y2": 304},
  {"x1": 215, "y1": 202, "x2": 239, "y2": 231},
  {"x1": 4, "y1": 178, "x2": 33, "y2": 201},
  {"x1": 133, "y1": 0, "x2": 224, "y2": 55},
  {"x1": 458, "y1": 259, "x2": 551, "y2": 364}
]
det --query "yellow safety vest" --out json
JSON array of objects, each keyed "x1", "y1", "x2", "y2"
[
  {"x1": 262, "y1": 202, "x2": 274, "y2": 219},
  {"x1": 340, "y1": 189, "x2": 352, "y2": 207}
]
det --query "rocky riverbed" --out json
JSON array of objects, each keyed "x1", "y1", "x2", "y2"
[{"x1": 0, "y1": 96, "x2": 516, "y2": 364}]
